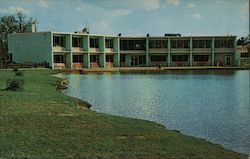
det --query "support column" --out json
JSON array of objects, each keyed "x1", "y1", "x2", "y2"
[
  {"x1": 87, "y1": 35, "x2": 90, "y2": 68},
  {"x1": 212, "y1": 37, "x2": 215, "y2": 66},
  {"x1": 146, "y1": 36, "x2": 149, "y2": 67},
  {"x1": 189, "y1": 37, "x2": 193, "y2": 67},
  {"x1": 51, "y1": 32, "x2": 54, "y2": 69},
  {"x1": 69, "y1": 34, "x2": 73, "y2": 69},
  {"x1": 168, "y1": 37, "x2": 171, "y2": 67},
  {"x1": 117, "y1": 36, "x2": 120, "y2": 67},
  {"x1": 102, "y1": 36, "x2": 106, "y2": 68}
]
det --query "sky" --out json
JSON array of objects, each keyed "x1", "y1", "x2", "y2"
[{"x1": 0, "y1": 0, "x2": 249, "y2": 38}]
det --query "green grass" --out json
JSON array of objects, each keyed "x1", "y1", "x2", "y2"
[{"x1": 0, "y1": 69, "x2": 247, "y2": 159}]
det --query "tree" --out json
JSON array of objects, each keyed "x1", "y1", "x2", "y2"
[
  {"x1": 0, "y1": 11, "x2": 37, "y2": 68},
  {"x1": 237, "y1": 36, "x2": 249, "y2": 46}
]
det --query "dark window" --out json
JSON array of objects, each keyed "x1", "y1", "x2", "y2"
[
  {"x1": 120, "y1": 39, "x2": 145, "y2": 50},
  {"x1": 106, "y1": 55, "x2": 114, "y2": 62},
  {"x1": 139, "y1": 56, "x2": 146, "y2": 64},
  {"x1": 171, "y1": 40, "x2": 177, "y2": 48},
  {"x1": 149, "y1": 40, "x2": 168, "y2": 48},
  {"x1": 241, "y1": 53, "x2": 250, "y2": 58},
  {"x1": 206, "y1": 40, "x2": 211, "y2": 48},
  {"x1": 215, "y1": 40, "x2": 220, "y2": 48},
  {"x1": 90, "y1": 55, "x2": 99, "y2": 62},
  {"x1": 177, "y1": 40, "x2": 184, "y2": 48},
  {"x1": 228, "y1": 40, "x2": 234, "y2": 48},
  {"x1": 120, "y1": 54, "x2": 125, "y2": 62},
  {"x1": 162, "y1": 40, "x2": 168, "y2": 48},
  {"x1": 193, "y1": 40, "x2": 199, "y2": 48},
  {"x1": 184, "y1": 40, "x2": 189, "y2": 48},
  {"x1": 149, "y1": 40, "x2": 156, "y2": 48},
  {"x1": 72, "y1": 37, "x2": 83, "y2": 47},
  {"x1": 221, "y1": 39, "x2": 227, "y2": 48},
  {"x1": 194, "y1": 55, "x2": 209, "y2": 61},
  {"x1": 53, "y1": 55, "x2": 64, "y2": 63},
  {"x1": 53, "y1": 36, "x2": 65, "y2": 47},
  {"x1": 129, "y1": 40, "x2": 134, "y2": 50},
  {"x1": 199, "y1": 40, "x2": 206, "y2": 48},
  {"x1": 90, "y1": 38, "x2": 99, "y2": 48},
  {"x1": 172, "y1": 55, "x2": 188, "y2": 62},
  {"x1": 73, "y1": 55, "x2": 83, "y2": 63},
  {"x1": 151, "y1": 55, "x2": 166, "y2": 62},
  {"x1": 105, "y1": 39, "x2": 114, "y2": 48}
]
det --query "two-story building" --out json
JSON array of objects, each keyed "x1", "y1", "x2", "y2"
[{"x1": 8, "y1": 27, "x2": 237, "y2": 69}]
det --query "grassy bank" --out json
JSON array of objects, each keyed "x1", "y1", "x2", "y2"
[{"x1": 0, "y1": 69, "x2": 247, "y2": 158}]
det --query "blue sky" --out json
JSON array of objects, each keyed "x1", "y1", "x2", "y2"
[{"x1": 0, "y1": 0, "x2": 249, "y2": 38}]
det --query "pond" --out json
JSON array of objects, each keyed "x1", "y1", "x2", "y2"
[{"x1": 60, "y1": 70, "x2": 250, "y2": 155}]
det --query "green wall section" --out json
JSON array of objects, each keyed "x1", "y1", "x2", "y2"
[{"x1": 8, "y1": 32, "x2": 52, "y2": 66}]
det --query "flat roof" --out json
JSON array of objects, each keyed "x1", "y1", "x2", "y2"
[{"x1": 8, "y1": 31, "x2": 236, "y2": 38}]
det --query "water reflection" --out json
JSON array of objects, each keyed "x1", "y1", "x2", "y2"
[{"x1": 63, "y1": 70, "x2": 250, "y2": 155}]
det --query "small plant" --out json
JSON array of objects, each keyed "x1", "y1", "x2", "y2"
[
  {"x1": 55, "y1": 79, "x2": 68, "y2": 90},
  {"x1": 5, "y1": 79, "x2": 24, "y2": 91},
  {"x1": 13, "y1": 68, "x2": 24, "y2": 76}
]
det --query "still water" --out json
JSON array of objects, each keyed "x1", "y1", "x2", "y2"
[{"x1": 61, "y1": 70, "x2": 250, "y2": 154}]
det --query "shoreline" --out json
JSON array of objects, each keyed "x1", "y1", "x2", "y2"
[{"x1": 59, "y1": 66, "x2": 248, "y2": 74}]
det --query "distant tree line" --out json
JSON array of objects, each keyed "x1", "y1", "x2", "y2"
[{"x1": 0, "y1": 11, "x2": 37, "y2": 68}]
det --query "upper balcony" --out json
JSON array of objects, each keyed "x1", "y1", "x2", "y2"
[
  {"x1": 53, "y1": 35, "x2": 67, "y2": 52},
  {"x1": 72, "y1": 36, "x2": 84, "y2": 52}
]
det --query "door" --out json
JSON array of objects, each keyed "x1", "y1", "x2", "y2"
[
  {"x1": 225, "y1": 56, "x2": 231, "y2": 66},
  {"x1": 131, "y1": 56, "x2": 139, "y2": 66}
]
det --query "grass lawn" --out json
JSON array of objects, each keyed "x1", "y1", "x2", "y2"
[{"x1": 0, "y1": 69, "x2": 247, "y2": 158}]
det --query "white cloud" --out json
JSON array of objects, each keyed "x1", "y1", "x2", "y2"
[
  {"x1": 112, "y1": 9, "x2": 132, "y2": 16},
  {"x1": 120, "y1": 0, "x2": 160, "y2": 11},
  {"x1": 187, "y1": 3, "x2": 195, "y2": 9},
  {"x1": 191, "y1": 12, "x2": 202, "y2": 20},
  {"x1": 139, "y1": 0, "x2": 160, "y2": 10},
  {"x1": 38, "y1": 0, "x2": 49, "y2": 8},
  {"x1": 166, "y1": 0, "x2": 181, "y2": 6},
  {"x1": 0, "y1": 6, "x2": 30, "y2": 14}
]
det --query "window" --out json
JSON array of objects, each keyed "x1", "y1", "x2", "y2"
[
  {"x1": 53, "y1": 36, "x2": 66, "y2": 47},
  {"x1": 194, "y1": 55, "x2": 209, "y2": 61},
  {"x1": 177, "y1": 40, "x2": 183, "y2": 48},
  {"x1": 53, "y1": 55, "x2": 64, "y2": 63},
  {"x1": 215, "y1": 40, "x2": 221, "y2": 48},
  {"x1": 241, "y1": 53, "x2": 250, "y2": 58},
  {"x1": 73, "y1": 55, "x2": 83, "y2": 63},
  {"x1": 171, "y1": 40, "x2": 177, "y2": 48},
  {"x1": 90, "y1": 38, "x2": 99, "y2": 48},
  {"x1": 172, "y1": 55, "x2": 188, "y2": 62},
  {"x1": 151, "y1": 55, "x2": 166, "y2": 62},
  {"x1": 105, "y1": 39, "x2": 114, "y2": 48},
  {"x1": 106, "y1": 55, "x2": 114, "y2": 62},
  {"x1": 193, "y1": 40, "x2": 199, "y2": 48},
  {"x1": 149, "y1": 40, "x2": 156, "y2": 48},
  {"x1": 72, "y1": 37, "x2": 83, "y2": 47},
  {"x1": 139, "y1": 56, "x2": 146, "y2": 64},
  {"x1": 120, "y1": 54, "x2": 125, "y2": 62},
  {"x1": 221, "y1": 39, "x2": 227, "y2": 48},
  {"x1": 184, "y1": 40, "x2": 189, "y2": 48},
  {"x1": 215, "y1": 38, "x2": 234, "y2": 48},
  {"x1": 120, "y1": 39, "x2": 146, "y2": 50},
  {"x1": 199, "y1": 40, "x2": 206, "y2": 48},
  {"x1": 228, "y1": 40, "x2": 234, "y2": 48},
  {"x1": 149, "y1": 40, "x2": 168, "y2": 48},
  {"x1": 90, "y1": 55, "x2": 99, "y2": 62},
  {"x1": 206, "y1": 40, "x2": 211, "y2": 48}
]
